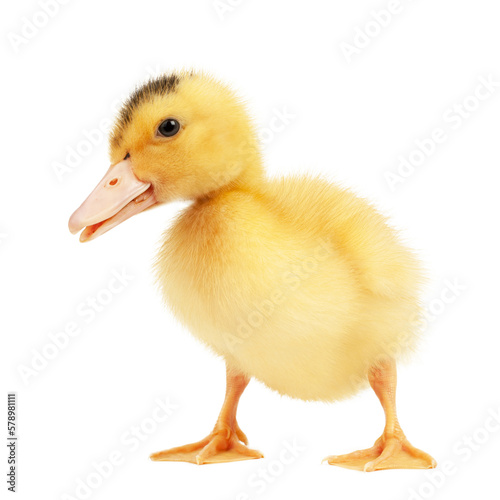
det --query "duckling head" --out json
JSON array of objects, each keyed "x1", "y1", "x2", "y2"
[{"x1": 69, "y1": 71, "x2": 262, "y2": 242}]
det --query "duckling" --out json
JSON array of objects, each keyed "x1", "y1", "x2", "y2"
[{"x1": 69, "y1": 71, "x2": 436, "y2": 471}]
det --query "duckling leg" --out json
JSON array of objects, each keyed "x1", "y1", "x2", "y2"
[
  {"x1": 324, "y1": 358, "x2": 436, "y2": 471},
  {"x1": 150, "y1": 366, "x2": 263, "y2": 464}
]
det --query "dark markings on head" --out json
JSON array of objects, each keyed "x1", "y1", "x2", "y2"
[{"x1": 111, "y1": 73, "x2": 185, "y2": 147}]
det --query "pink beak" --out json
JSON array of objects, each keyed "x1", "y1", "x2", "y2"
[{"x1": 68, "y1": 158, "x2": 157, "y2": 242}]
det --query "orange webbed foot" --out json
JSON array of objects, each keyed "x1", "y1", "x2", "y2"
[
  {"x1": 323, "y1": 430, "x2": 436, "y2": 471},
  {"x1": 150, "y1": 422, "x2": 263, "y2": 465}
]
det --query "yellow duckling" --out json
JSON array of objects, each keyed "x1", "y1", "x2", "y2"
[{"x1": 69, "y1": 71, "x2": 436, "y2": 472}]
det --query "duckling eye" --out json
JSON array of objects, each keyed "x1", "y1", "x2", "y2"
[{"x1": 157, "y1": 119, "x2": 180, "y2": 138}]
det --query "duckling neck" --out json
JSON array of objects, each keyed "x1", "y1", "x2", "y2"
[
  {"x1": 202, "y1": 159, "x2": 267, "y2": 202},
  {"x1": 232, "y1": 163, "x2": 266, "y2": 194}
]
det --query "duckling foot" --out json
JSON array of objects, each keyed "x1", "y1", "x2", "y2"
[
  {"x1": 150, "y1": 365, "x2": 263, "y2": 465},
  {"x1": 324, "y1": 358, "x2": 436, "y2": 471},
  {"x1": 150, "y1": 422, "x2": 263, "y2": 464},
  {"x1": 323, "y1": 428, "x2": 436, "y2": 471}
]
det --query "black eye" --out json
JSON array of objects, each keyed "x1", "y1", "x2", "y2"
[{"x1": 157, "y1": 118, "x2": 180, "y2": 137}]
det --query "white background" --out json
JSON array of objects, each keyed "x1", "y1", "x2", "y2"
[{"x1": 2, "y1": 1, "x2": 500, "y2": 499}]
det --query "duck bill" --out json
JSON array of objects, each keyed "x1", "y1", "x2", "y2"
[{"x1": 68, "y1": 158, "x2": 157, "y2": 242}]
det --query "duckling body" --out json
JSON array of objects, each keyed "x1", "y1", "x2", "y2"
[
  {"x1": 157, "y1": 178, "x2": 420, "y2": 402},
  {"x1": 69, "y1": 72, "x2": 436, "y2": 471}
]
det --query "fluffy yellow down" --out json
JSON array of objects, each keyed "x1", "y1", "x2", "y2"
[{"x1": 155, "y1": 176, "x2": 423, "y2": 402}]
